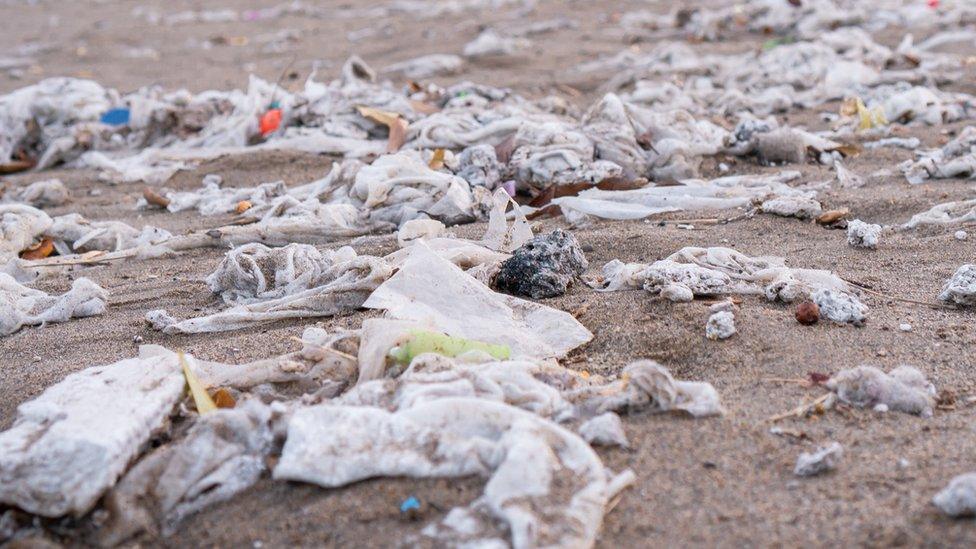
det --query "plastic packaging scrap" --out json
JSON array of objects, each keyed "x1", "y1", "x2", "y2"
[
  {"x1": 705, "y1": 310, "x2": 736, "y2": 340},
  {"x1": 846, "y1": 219, "x2": 882, "y2": 249},
  {"x1": 147, "y1": 245, "x2": 392, "y2": 334},
  {"x1": 825, "y1": 365, "x2": 936, "y2": 416},
  {"x1": 274, "y1": 398, "x2": 609, "y2": 548},
  {"x1": 364, "y1": 244, "x2": 592, "y2": 360},
  {"x1": 578, "y1": 412, "x2": 629, "y2": 449},
  {"x1": 0, "y1": 347, "x2": 184, "y2": 516},
  {"x1": 933, "y1": 473, "x2": 976, "y2": 518},
  {"x1": 552, "y1": 171, "x2": 807, "y2": 221},
  {"x1": 903, "y1": 198, "x2": 976, "y2": 229},
  {"x1": 98, "y1": 399, "x2": 278, "y2": 544},
  {"x1": 903, "y1": 127, "x2": 976, "y2": 185},
  {"x1": 939, "y1": 264, "x2": 976, "y2": 307},
  {"x1": 0, "y1": 179, "x2": 69, "y2": 208},
  {"x1": 794, "y1": 442, "x2": 843, "y2": 477},
  {"x1": 492, "y1": 229, "x2": 588, "y2": 299},
  {"x1": 592, "y1": 246, "x2": 867, "y2": 325},
  {"x1": 0, "y1": 273, "x2": 108, "y2": 336}
]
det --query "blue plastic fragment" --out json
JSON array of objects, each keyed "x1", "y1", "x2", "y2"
[
  {"x1": 400, "y1": 496, "x2": 420, "y2": 513},
  {"x1": 100, "y1": 108, "x2": 130, "y2": 126}
]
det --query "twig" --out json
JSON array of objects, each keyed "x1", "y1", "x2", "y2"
[
  {"x1": 762, "y1": 377, "x2": 810, "y2": 385},
  {"x1": 844, "y1": 279, "x2": 954, "y2": 310},
  {"x1": 766, "y1": 393, "x2": 831, "y2": 423}
]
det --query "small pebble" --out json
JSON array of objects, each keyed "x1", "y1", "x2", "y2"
[
  {"x1": 795, "y1": 301, "x2": 820, "y2": 325},
  {"x1": 133, "y1": 335, "x2": 144, "y2": 343},
  {"x1": 955, "y1": 230, "x2": 968, "y2": 241},
  {"x1": 898, "y1": 323, "x2": 912, "y2": 332}
]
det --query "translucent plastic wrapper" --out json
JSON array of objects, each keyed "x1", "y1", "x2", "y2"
[{"x1": 364, "y1": 244, "x2": 592, "y2": 360}]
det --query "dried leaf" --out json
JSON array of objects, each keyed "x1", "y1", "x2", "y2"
[
  {"x1": 0, "y1": 159, "x2": 34, "y2": 174},
  {"x1": 357, "y1": 106, "x2": 409, "y2": 153},
  {"x1": 387, "y1": 117, "x2": 409, "y2": 152},
  {"x1": 211, "y1": 388, "x2": 236, "y2": 409},
  {"x1": 808, "y1": 372, "x2": 831, "y2": 385},
  {"x1": 356, "y1": 105, "x2": 401, "y2": 127},
  {"x1": 179, "y1": 352, "x2": 217, "y2": 415},
  {"x1": 142, "y1": 187, "x2": 170, "y2": 208},
  {"x1": 494, "y1": 134, "x2": 517, "y2": 164},
  {"x1": 235, "y1": 200, "x2": 252, "y2": 214},
  {"x1": 816, "y1": 208, "x2": 849, "y2": 224},
  {"x1": 409, "y1": 100, "x2": 440, "y2": 115},
  {"x1": 428, "y1": 148, "x2": 446, "y2": 170},
  {"x1": 20, "y1": 238, "x2": 54, "y2": 260}
]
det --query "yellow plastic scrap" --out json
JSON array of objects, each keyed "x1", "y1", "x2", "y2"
[
  {"x1": 388, "y1": 330, "x2": 511, "y2": 364},
  {"x1": 179, "y1": 351, "x2": 217, "y2": 415}
]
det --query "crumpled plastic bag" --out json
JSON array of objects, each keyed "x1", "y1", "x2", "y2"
[
  {"x1": 98, "y1": 399, "x2": 278, "y2": 544},
  {"x1": 0, "y1": 179, "x2": 69, "y2": 208},
  {"x1": 274, "y1": 398, "x2": 611, "y2": 549},
  {"x1": 0, "y1": 273, "x2": 108, "y2": 336},
  {"x1": 825, "y1": 365, "x2": 936, "y2": 416},
  {"x1": 147, "y1": 249, "x2": 391, "y2": 334}
]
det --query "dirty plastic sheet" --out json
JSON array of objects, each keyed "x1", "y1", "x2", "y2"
[
  {"x1": 552, "y1": 171, "x2": 804, "y2": 220},
  {"x1": 274, "y1": 398, "x2": 609, "y2": 549},
  {"x1": 0, "y1": 348, "x2": 184, "y2": 517},
  {"x1": 364, "y1": 244, "x2": 592, "y2": 360}
]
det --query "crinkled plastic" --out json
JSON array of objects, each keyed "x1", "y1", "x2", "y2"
[
  {"x1": 0, "y1": 273, "x2": 108, "y2": 336},
  {"x1": 147, "y1": 250, "x2": 391, "y2": 334},
  {"x1": 825, "y1": 365, "x2": 936, "y2": 416}
]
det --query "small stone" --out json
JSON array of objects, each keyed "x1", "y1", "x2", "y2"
[
  {"x1": 847, "y1": 219, "x2": 882, "y2": 249},
  {"x1": 898, "y1": 323, "x2": 912, "y2": 332},
  {"x1": 795, "y1": 301, "x2": 820, "y2": 325},
  {"x1": 794, "y1": 442, "x2": 843, "y2": 477},
  {"x1": 955, "y1": 230, "x2": 968, "y2": 241},
  {"x1": 493, "y1": 230, "x2": 588, "y2": 299},
  {"x1": 133, "y1": 335, "x2": 144, "y2": 343},
  {"x1": 705, "y1": 311, "x2": 736, "y2": 340}
]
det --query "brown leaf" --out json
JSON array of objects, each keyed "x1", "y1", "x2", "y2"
[
  {"x1": 832, "y1": 143, "x2": 862, "y2": 157},
  {"x1": 816, "y1": 208, "x2": 849, "y2": 224},
  {"x1": 387, "y1": 117, "x2": 409, "y2": 153},
  {"x1": 0, "y1": 159, "x2": 34, "y2": 174},
  {"x1": 428, "y1": 148, "x2": 446, "y2": 170},
  {"x1": 528, "y1": 185, "x2": 557, "y2": 208},
  {"x1": 211, "y1": 388, "x2": 237, "y2": 409},
  {"x1": 409, "y1": 99, "x2": 440, "y2": 115},
  {"x1": 142, "y1": 187, "x2": 170, "y2": 208},
  {"x1": 494, "y1": 134, "x2": 517, "y2": 164},
  {"x1": 20, "y1": 238, "x2": 54, "y2": 260},
  {"x1": 356, "y1": 105, "x2": 410, "y2": 152}
]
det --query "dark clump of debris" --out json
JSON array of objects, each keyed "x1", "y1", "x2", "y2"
[{"x1": 493, "y1": 229, "x2": 588, "y2": 299}]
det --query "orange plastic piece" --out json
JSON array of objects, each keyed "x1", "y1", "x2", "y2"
[{"x1": 259, "y1": 108, "x2": 282, "y2": 136}]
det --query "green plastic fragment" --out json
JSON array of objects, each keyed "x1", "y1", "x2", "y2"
[{"x1": 388, "y1": 330, "x2": 511, "y2": 364}]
